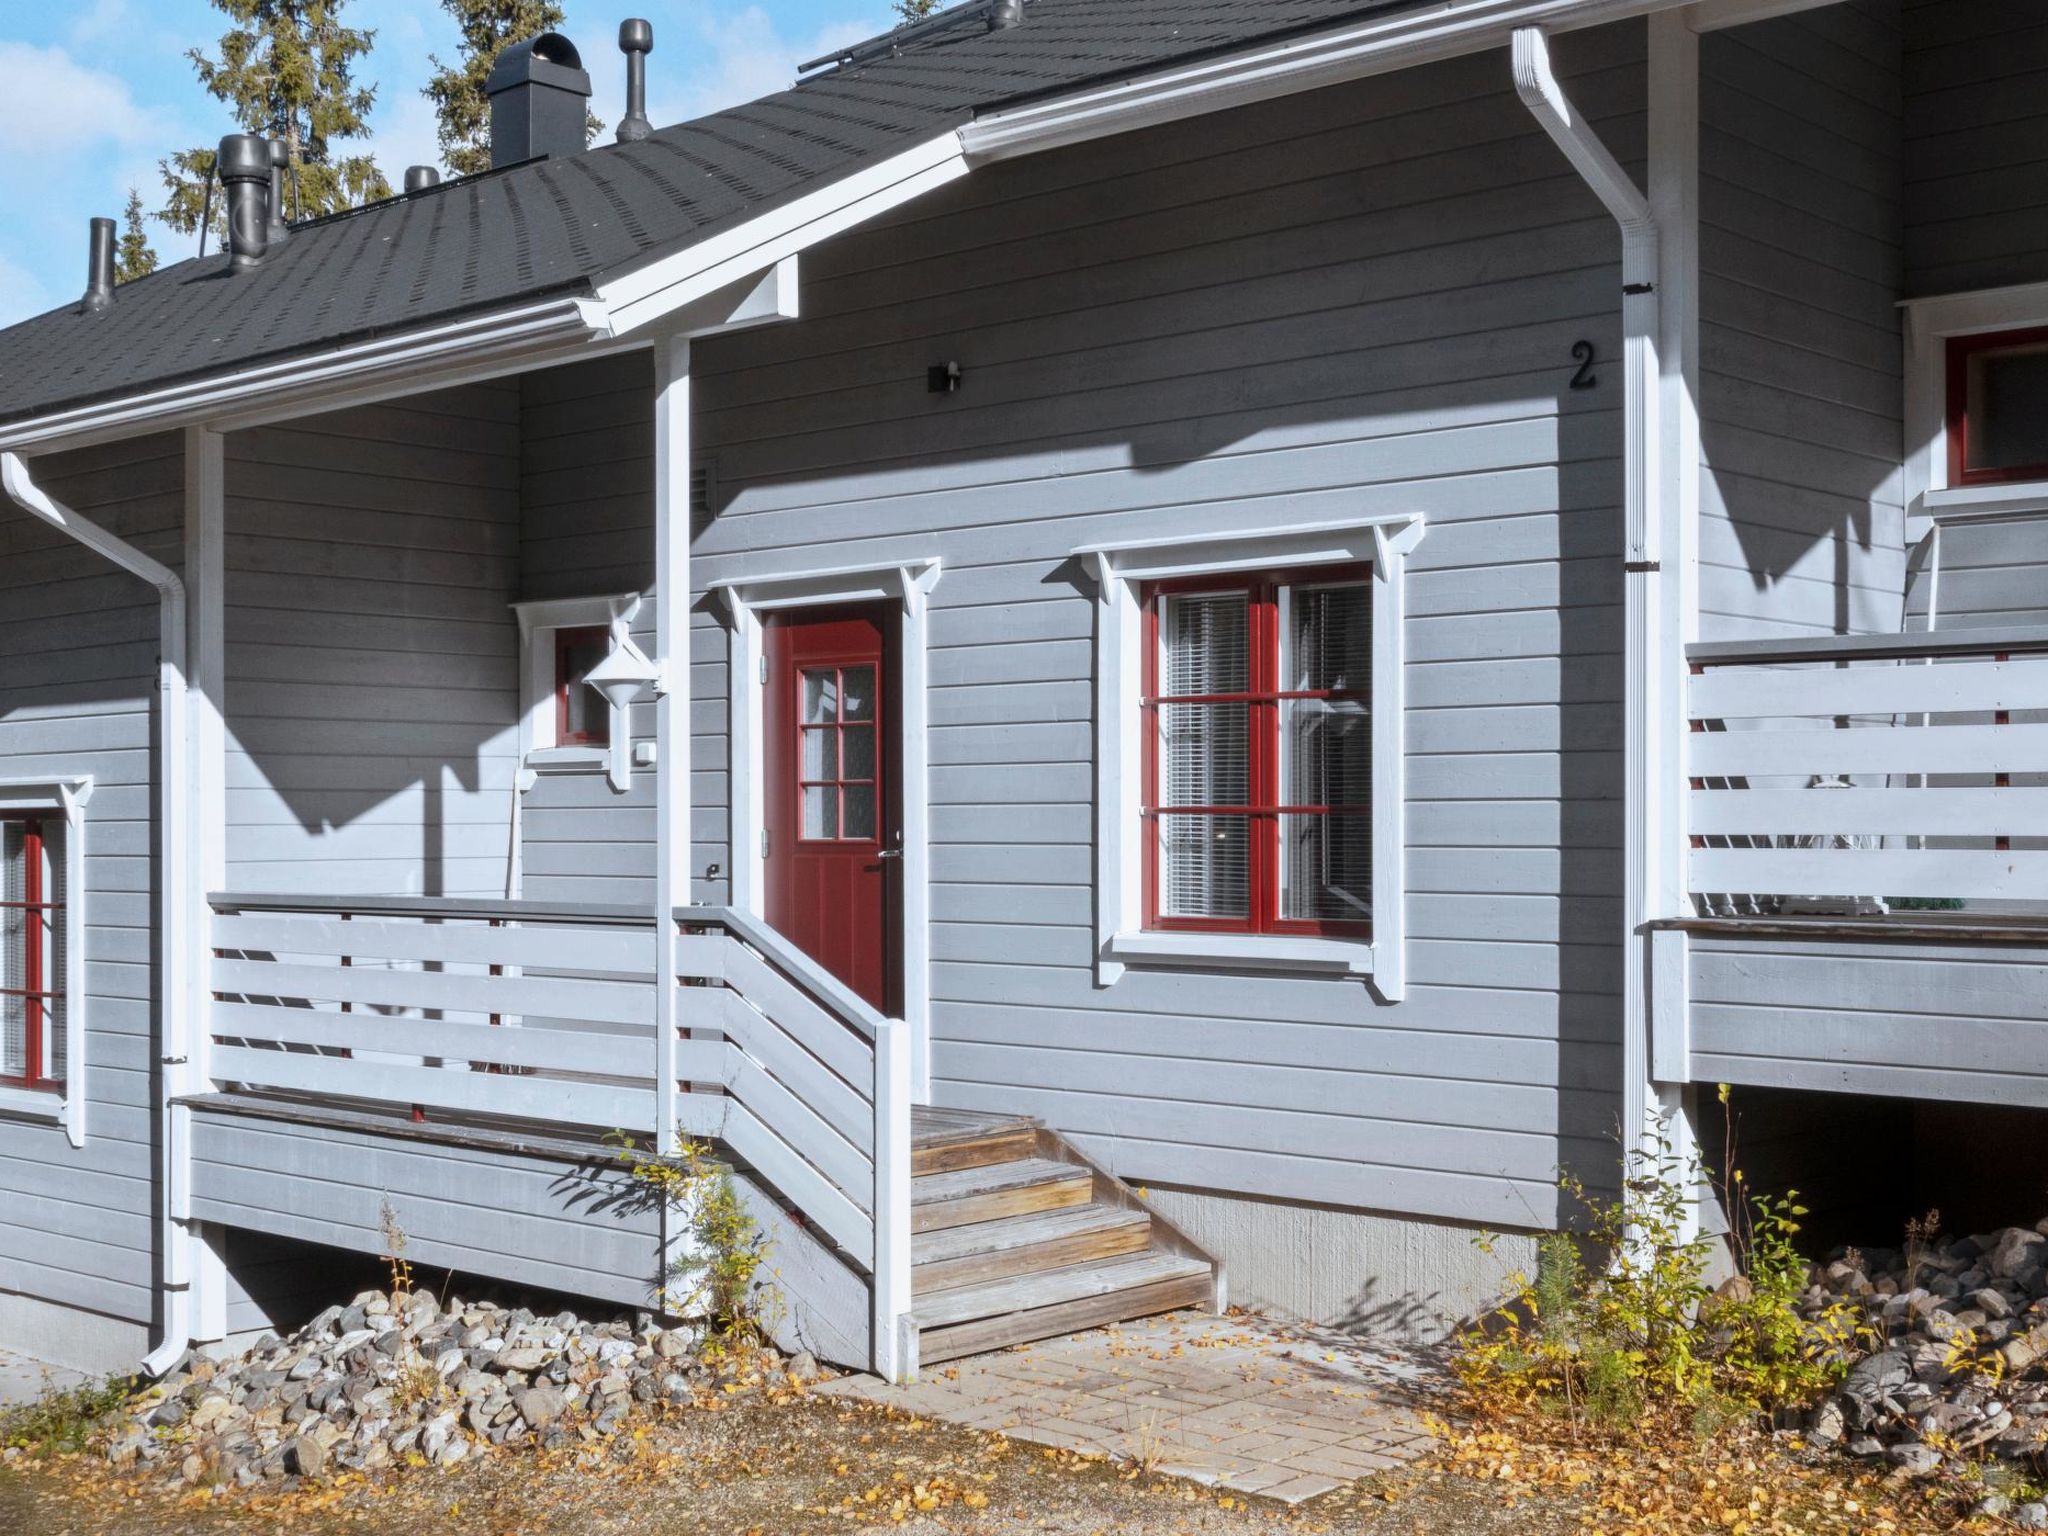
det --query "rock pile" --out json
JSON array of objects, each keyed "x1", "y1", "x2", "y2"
[
  {"x1": 104, "y1": 1288, "x2": 816, "y2": 1490},
  {"x1": 1797, "y1": 1219, "x2": 2048, "y2": 1519}
]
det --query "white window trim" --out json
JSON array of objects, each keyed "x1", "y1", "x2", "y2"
[
  {"x1": 1075, "y1": 515, "x2": 1424, "y2": 998},
  {"x1": 710, "y1": 557, "x2": 943, "y2": 1099},
  {"x1": 1905, "y1": 280, "x2": 2048, "y2": 522},
  {"x1": 0, "y1": 776, "x2": 91, "y2": 1146},
  {"x1": 512, "y1": 592, "x2": 644, "y2": 791}
]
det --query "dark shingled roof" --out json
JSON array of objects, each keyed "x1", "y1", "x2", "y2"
[{"x1": 0, "y1": 0, "x2": 1406, "y2": 427}]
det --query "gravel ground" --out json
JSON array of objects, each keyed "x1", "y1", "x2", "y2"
[{"x1": 0, "y1": 1390, "x2": 1592, "y2": 1535}]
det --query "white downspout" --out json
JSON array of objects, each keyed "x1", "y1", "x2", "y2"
[
  {"x1": 1512, "y1": 28, "x2": 1665, "y2": 1165},
  {"x1": 0, "y1": 450, "x2": 198, "y2": 1374}
]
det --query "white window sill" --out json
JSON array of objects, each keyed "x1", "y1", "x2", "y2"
[
  {"x1": 0, "y1": 1083, "x2": 68, "y2": 1123},
  {"x1": 1101, "y1": 931, "x2": 1376, "y2": 979},
  {"x1": 525, "y1": 747, "x2": 610, "y2": 772}
]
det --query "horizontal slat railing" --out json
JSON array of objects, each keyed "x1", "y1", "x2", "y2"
[
  {"x1": 1686, "y1": 629, "x2": 2048, "y2": 913},
  {"x1": 673, "y1": 907, "x2": 914, "y2": 1380},
  {"x1": 206, "y1": 894, "x2": 663, "y2": 1133}
]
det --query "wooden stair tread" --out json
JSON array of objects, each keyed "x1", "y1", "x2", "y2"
[
  {"x1": 915, "y1": 1203, "x2": 1147, "y2": 1265},
  {"x1": 910, "y1": 1106, "x2": 1038, "y2": 1147},
  {"x1": 915, "y1": 1251, "x2": 1213, "y2": 1331},
  {"x1": 912, "y1": 1157, "x2": 1085, "y2": 1205}
]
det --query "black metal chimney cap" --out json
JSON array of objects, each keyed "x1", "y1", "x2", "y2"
[
  {"x1": 485, "y1": 32, "x2": 591, "y2": 97},
  {"x1": 216, "y1": 133, "x2": 271, "y2": 183},
  {"x1": 620, "y1": 18, "x2": 653, "y2": 53}
]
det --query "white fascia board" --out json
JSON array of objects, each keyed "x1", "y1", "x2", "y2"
[
  {"x1": 959, "y1": 0, "x2": 1694, "y2": 162},
  {"x1": 595, "y1": 134, "x2": 968, "y2": 337},
  {"x1": 0, "y1": 297, "x2": 604, "y2": 455},
  {"x1": 1072, "y1": 512, "x2": 1424, "y2": 582},
  {"x1": 1685, "y1": 0, "x2": 1846, "y2": 32}
]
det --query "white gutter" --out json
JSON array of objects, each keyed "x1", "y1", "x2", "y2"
[
  {"x1": 1511, "y1": 28, "x2": 1664, "y2": 1164},
  {"x1": 0, "y1": 451, "x2": 198, "y2": 1376},
  {"x1": 0, "y1": 297, "x2": 607, "y2": 457}
]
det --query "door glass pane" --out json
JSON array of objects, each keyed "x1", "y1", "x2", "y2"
[
  {"x1": 1161, "y1": 702, "x2": 1248, "y2": 807},
  {"x1": 43, "y1": 996, "x2": 63, "y2": 1083},
  {"x1": 841, "y1": 724, "x2": 875, "y2": 781},
  {"x1": 1161, "y1": 592, "x2": 1248, "y2": 695},
  {"x1": 842, "y1": 783, "x2": 877, "y2": 840},
  {"x1": 840, "y1": 666, "x2": 875, "y2": 721},
  {"x1": 1157, "y1": 813, "x2": 1249, "y2": 919},
  {"x1": 1281, "y1": 813, "x2": 1371, "y2": 924},
  {"x1": 801, "y1": 669, "x2": 838, "y2": 724},
  {"x1": 1966, "y1": 340, "x2": 2048, "y2": 475},
  {"x1": 800, "y1": 726, "x2": 834, "y2": 780},
  {"x1": 802, "y1": 784, "x2": 838, "y2": 840}
]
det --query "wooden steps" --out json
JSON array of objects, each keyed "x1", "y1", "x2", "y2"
[{"x1": 906, "y1": 1108, "x2": 1221, "y2": 1366}]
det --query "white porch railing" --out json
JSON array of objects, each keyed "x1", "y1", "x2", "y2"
[
  {"x1": 202, "y1": 894, "x2": 915, "y2": 1380},
  {"x1": 1686, "y1": 626, "x2": 2048, "y2": 913}
]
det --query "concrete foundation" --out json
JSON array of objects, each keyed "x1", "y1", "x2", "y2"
[{"x1": 0, "y1": 1290, "x2": 149, "y2": 1377}]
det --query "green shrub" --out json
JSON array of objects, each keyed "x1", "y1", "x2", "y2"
[{"x1": 1, "y1": 1372, "x2": 136, "y2": 1457}]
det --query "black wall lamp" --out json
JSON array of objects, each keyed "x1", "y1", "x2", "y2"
[{"x1": 928, "y1": 361, "x2": 962, "y2": 393}]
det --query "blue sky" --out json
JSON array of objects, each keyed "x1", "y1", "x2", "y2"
[{"x1": 0, "y1": 0, "x2": 882, "y2": 328}]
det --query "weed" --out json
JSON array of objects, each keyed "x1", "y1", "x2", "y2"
[
  {"x1": 379, "y1": 1198, "x2": 414, "y2": 1301},
  {"x1": 0, "y1": 1372, "x2": 136, "y2": 1457},
  {"x1": 612, "y1": 1130, "x2": 776, "y2": 1345}
]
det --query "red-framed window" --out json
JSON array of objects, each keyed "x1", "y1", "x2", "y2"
[
  {"x1": 1947, "y1": 325, "x2": 2048, "y2": 488},
  {"x1": 554, "y1": 625, "x2": 612, "y2": 747},
  {"x1": 1141, "y1": 565, "x2": 1372, "y2": 938},
  {"x1": 796, "y1": 661, "x2": 881, "y2": 844},
  {"x1": 2, "y1": 816, "x2": 64, "y2": 1090}
]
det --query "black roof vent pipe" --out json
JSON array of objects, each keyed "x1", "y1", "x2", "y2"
[
  {"x1": 404, "y1": 165, "x2": 441, "y2": 193},
  {"x1": 617, "y1": 20, "x2": 653, "y2": 143},
  {"x1": 987, "y1": 0, "x2": 1024, "y2": 29},
  {"x1": 485, "y1": 32, "x2": 591, "y2": 168},
  {"x1": 218, "y1": 133, "x2": 271, "y2": 271},
  {"x1": 79, "y1": 218, "x2": 115, "y2": 313},
  {"x1": 264, "y1": 138, "x2": 291, "y2": 247}
]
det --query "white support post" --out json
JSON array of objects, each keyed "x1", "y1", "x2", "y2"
[
  {"x1": 1648, "y1": 12, "x2": 1701, "y2": 1179},
  {"x1": 871, "y1": 1017, "x2": 915, "y2": 1383},
  {"x1": 182, "y1": 425, "x2": 228, "y2": 1340},
  {"x1": 1513, "y1": 27, "x2": 1665, "y2": 1171},
  {"x1": 653, "y1": 334, "x2": 691, "y2": 1161}
]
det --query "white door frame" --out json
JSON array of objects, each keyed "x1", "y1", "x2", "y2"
[{"x1": 711, "y1": 558, "x2": 942, "y2": 1100}]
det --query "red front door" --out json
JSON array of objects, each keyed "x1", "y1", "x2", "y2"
[{"x1": 765, "y1": 606, "x2": 898, "y2": 1012}]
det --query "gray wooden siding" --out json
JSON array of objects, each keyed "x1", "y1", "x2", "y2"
[
  {"x1": 1690, "y1": 934, "x2": 2048, "y2": 1106},
  {"x1": 1697, "y1": 1, "x2": 1906, "y2": 645},
  {"x1": 224, "y1": 385, "x2": 523, "y2": 899},
  {"x1": 1902, "y1": 0, "x2": 2048, "y2": 299},
  {"x1": 0, "y1": 432, "x2": 182, "y2": 1328},
  {"x1": 670, "y1": 31, "x2": 1659, "y2": 1230},
  {"x1": 188, "y1": 1113, "x2": 664, "y2": 1308}
]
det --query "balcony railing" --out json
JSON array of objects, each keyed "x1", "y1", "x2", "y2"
[
  {"x1": 202, "y1": 893, "x2": 916, "y2": 1379},
  {"x1": 1686, "y1": 625, "x2": 2048, "y2": 916}
]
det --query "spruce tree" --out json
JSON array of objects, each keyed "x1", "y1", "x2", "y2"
[
  {"x1": 424, "y1": 0, "x2": 602, "y2": 178},
  {"x1": 158, "y1": 1, "x2": 391, "y2": 241},
  {"x1": 115, "y1": 190, "x2": 159, "y2": 283},
  {"x1": 894, "y1": 0, "x2": 941, "y2": 18}
]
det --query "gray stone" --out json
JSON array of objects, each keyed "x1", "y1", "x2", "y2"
[
  {"x1": 1884, "y1": 1442, "x2": 1941, "y2": 1477},
  {"x1": 2019, "y1": 1504, "x2": 2048, "y2": 1533},
  {"x1": 285, "y1": 1434, "x2": 327, "y2": 1478},
  {"x1": 1991, "y1": 1228, "x2": 2048, "y2": 1280},
  {"x1": 1807, "y1": 1398, "x2": 1846, "y2": 1448},
  {"x1": 491, "y1": 1346, "x2": 549, "y2": 1373}
]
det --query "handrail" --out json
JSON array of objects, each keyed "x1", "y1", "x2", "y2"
[
  {"x1": 209, "y1": 892, "x2": 653, "y2": 926},
  {"x1": 683, "y1": 905, "x2": 887, "y2": 1041},
  {"x1": 1688, "y1": 624, "x2": 2048, "y2": 667}
]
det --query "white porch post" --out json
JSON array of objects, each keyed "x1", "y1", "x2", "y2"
[
  {"x1": 653, "y1": 334, "x2": 691, "y2": 1160},
  {"x1": 183, "y1": 425, "x2": 229, "y2": 1341}
]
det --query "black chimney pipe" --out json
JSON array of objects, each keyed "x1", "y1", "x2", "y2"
[
  {"x1": 987, "y1": 0, "x2": 1024, "y2": 30},
  {"x1": 617, "y1": 20, "x2": 653, "y2": 143},
  {"x1": 485, "y1": 33, "x2": 592, "y2": 168},
  {"x1": 218, "y1": 133, "x2": 271, "y2": 271},
  {"x1": 265, "y1": 138, "x2": 291, "y2": 248},
  {"x1": 404, "y1": 165, "x2": 442, "y2": 193},
  {"x1": 79, "y1": 218, "x2": 115, "y2": 313}
]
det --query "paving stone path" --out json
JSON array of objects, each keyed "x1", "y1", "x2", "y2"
[{"x1": 820, "y1": 1310, "x2": 1439, "y2": 1505}]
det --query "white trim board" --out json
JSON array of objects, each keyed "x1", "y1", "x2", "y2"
[
  {"x1": 0, "y1": 776, "x2": 93, "y2": 1147},
  {"x1": 513, "y1": 592, "x2": 646, "y2": 792},
  {"x1": 710, "y1": 558, "x2": 941, "y2": 1099},
  {"x1": 1076, "y1": 515, "x2": 1423, "y2": 999}
]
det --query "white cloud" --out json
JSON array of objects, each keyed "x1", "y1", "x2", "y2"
[
  {"x1": 0, "y1": 251, "x2": 55, "y2": 332},
  {"x1": 0, "y1": 41, "x2": 168, "y2": 155}
]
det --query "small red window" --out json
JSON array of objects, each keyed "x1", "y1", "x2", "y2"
[
  {"x1": 555, "y1": 625, "x2": 612, "y2": 747},
  {"x1": 2, "y1": 816, "x2": 64, "y2": 1090},
  {"x1": 1142, "y1": 567, "x2": 1372, "y2": 938},
  {"x1": 796, "y1": 663, "x2": 880, "y2": 843},
  {"x1": 1948, "y1": 325, "x2": 2048, "y2": 488}
]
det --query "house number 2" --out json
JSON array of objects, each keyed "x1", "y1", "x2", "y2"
[{"x1": 1569, "y1": 340, "x2": 1598, "y2": 390}]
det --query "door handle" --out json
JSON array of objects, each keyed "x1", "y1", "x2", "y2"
[{"x1": 875, "y1": 848, "x2": 903, "y2": 860}]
